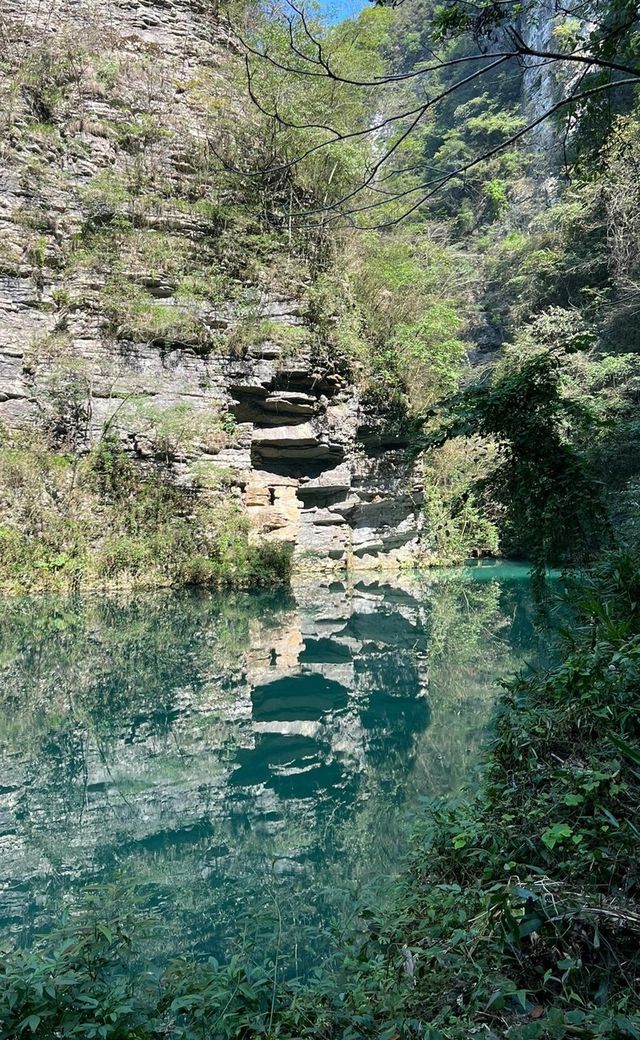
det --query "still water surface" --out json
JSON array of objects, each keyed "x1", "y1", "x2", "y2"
[{"x1": 0, "y1": 563, "x2": 547, "y2": 964}]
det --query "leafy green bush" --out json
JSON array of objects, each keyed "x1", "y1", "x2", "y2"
[
  {"x1": 422, "y1": 437, "x2": 499, "y2": 562},
  {"x1": 15, "y1": 41, "x2": 84, "y2": 125},
  {"x1": 484, "y1": 177, "x2": 509, "y2": 219},
  {"x1": 424, "y1": 350, "x2": 610, "y2": 571},
  {"x1": 97, "y1": 533, "x2": 154, "y2": 577},
  {"x1": 0, "y1": 895, "x2": 156, "y2": 1040},
  {"x1": 318, "y1": 234, "x2": 473, "y2": 410}
]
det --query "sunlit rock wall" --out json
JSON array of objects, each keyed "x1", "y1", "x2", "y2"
[
  {"x1": 518, "y1": 0, "x2": 587, "y2": 161},
  {"x1": 0, "y1": 0, "x2": 424, "y2": 572}
]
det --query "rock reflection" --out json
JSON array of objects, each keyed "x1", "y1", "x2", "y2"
[{"x1": 0, "y1": 566, "x2": 541, "y2": 956}]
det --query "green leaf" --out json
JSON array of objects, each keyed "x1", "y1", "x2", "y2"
[
  {"x1": 557, "y1": 958, "x2": 578, "y2": 970},
  {"x1": 608, "y1": 734, "x2": 640, "y2": 767},
  {"x1": 170, "y1": 995, "x2": 202, "y2": 1012},
  {"x1": 541, "y1": 823, "x2": 573, "y2": 849},
  {"x1": 19, "y1": 1016, "x2": 41, "y2": 1034},
  {"x1": 563, "y1": 793, "x2": 584, "y2": 806},
  {"x1": 519, "y1": 914, "x2": 544, "y2": 938},
  {"x1": 487, "y1": 989, "x2": 505, "y2": 1009}
]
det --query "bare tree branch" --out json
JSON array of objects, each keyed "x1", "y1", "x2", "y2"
[
  {"x1": 226, "y1": 0, "x2": 640, "y2": 229},
  {"x1": 506, "y1": 26, "x2": 640, "y2": 77},
  {"x1": 222, "y1": 51, "x2": 512, "y2": 197},
  {"x1": 291, "y1": 54, "x2": 513, "y2": 215},
  {"x1": 335, "y1": 75, "x2": 640, "y2": 229},
  {"x1": 233, "y1": 23, "x2": 518, "y2": 86}
]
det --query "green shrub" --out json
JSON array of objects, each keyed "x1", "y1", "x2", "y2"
[
  {"x1": 424, "y1": 350, "x2": 610, "y2": 571},
  {"x1": 101, "y1": 280, "x2": 210, "y2": 347},
  {"x1": 313, "y1": 234, "x2": 473, "y2": 411},
  {"x1": 0, "y1": 432, "x2": 290, "y2": 593},
  {"x1": 97, "y1": 534, "x2": 154, "y2": 577},
  {"x1": 422, "y1": 438, "x2": 499, "y2": 562},
  {"x1": 484, "y1": 177, "x2": 509, "y2": 219},
  {"x1": 81, "y1": 172, "x2": 133, "y2": 230}
]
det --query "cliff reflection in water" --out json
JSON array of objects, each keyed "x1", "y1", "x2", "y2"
[{"x1": 0, "y1": 565, "x2": 542, "y2": 957}]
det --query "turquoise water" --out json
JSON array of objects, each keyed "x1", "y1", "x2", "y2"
[{"x1": 0, "y1": 565, "x2": 548, "y2": 965}]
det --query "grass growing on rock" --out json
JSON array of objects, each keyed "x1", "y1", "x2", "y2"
[{"x1": 0, "y1": 430, "x2": 291, "y2": 593}]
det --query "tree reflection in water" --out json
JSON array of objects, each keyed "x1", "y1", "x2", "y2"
[{"x1": 0, "y1": 564, "x2": 545, "y2": 967}]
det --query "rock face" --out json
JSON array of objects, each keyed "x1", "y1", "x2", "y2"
[
  {"x1": 518, "y1": 0, "x2": 580, "y2": 161},
  {"x1": 0, "y1": 0, "x2": 424, "y2": 572},
  {"x1": 237, "y1": 349, "x2": 424, "y2": 566}
]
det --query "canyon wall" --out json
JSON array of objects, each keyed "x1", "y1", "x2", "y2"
[
  {"x1": 0, "y1": 0, "x2": 424, "y2": 572},
  {"x1": 519, "y1": 0, "x2": 583, "y2": 161}
]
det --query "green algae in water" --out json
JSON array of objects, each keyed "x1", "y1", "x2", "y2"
[{"x1": 0, "y1": 569, "x2": 549, "y2": 970}]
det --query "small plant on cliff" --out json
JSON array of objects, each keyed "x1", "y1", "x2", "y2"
[
  {"x1": 226, "y1": 318, "x2": 311, "y2": 358},
  {"x1": 15, "y1": 41, "x2": 85, "y2": 125},
  {"x1": 100, "y1": 280, "x2": 210, "y2": 348},
  {"x1": 130, "y1": 401, "x2": 237, "y2": 463}
]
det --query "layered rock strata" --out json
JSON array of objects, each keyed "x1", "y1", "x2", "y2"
[{"x1": 0, "y1": 0, "x2": 424, "y2": 570}]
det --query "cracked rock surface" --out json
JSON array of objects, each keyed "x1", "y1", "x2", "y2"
[{"x1": 0, "y1": 0, "x2": 424, "y2": 572}]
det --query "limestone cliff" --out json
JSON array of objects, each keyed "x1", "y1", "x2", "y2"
[
  {"x1": 0, "y1": 0, "x2": 424, "y2": 573},
  {"x1": 518, "y1": 0, "x2": 583, "y2": 161}
]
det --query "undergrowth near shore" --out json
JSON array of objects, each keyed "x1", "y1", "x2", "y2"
[
  {"x1": 0, "y1": 429, "x2": 292, "y2": 593},
  {"x1": 1, "y1": 551, "x2": 638, "y2": 1038}
]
